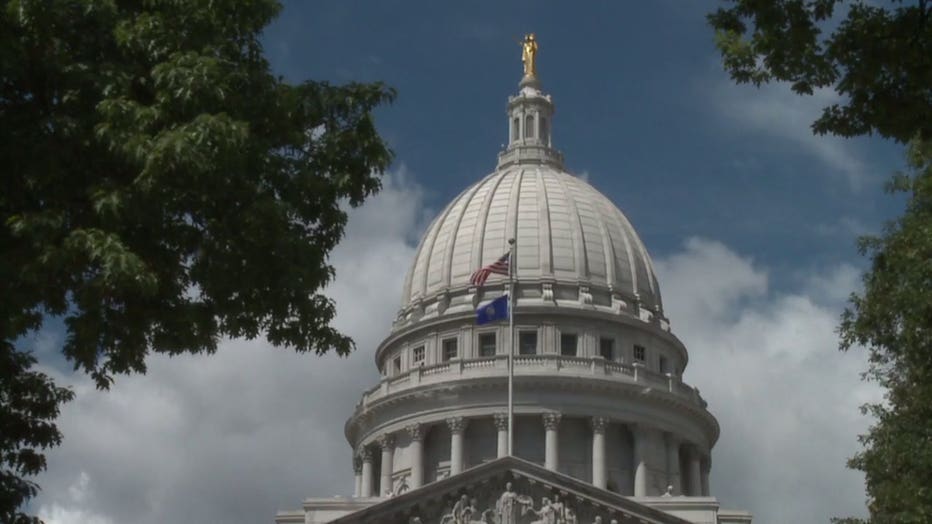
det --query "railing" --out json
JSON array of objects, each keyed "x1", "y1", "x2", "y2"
[{"x1": 356, "y1": 355, "x2": 705, "y2": 411}]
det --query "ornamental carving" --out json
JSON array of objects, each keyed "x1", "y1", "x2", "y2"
[
  {"x1": 542, "y1": 412, "x2": 562, "y2": 431},
  {"x1": 407, "y1": 423, "x2": 424, "y2": 441},
  {"x1": 493, "y1": 413, "x2": 509, "y2": 431},
  {"x1": 399, "y1": 478, "x2": 627, "y2": 524},
  {"x1": 590, "y1": 416, "x2": 609, "y2": 433},
  {"x1": 446, "y1": 417, "x2": 469, "y2": 434},
  {"x1": 377, "y1": 434, "x2": 395, "y2": 449}
]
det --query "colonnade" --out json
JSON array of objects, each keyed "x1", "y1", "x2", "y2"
[{"x1": 352, "y1": 413, "x2": 711, "y2": 499}]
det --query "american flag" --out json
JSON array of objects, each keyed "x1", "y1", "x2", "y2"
[{"x1": 470, "y1": 252, "x2": 510, "y2": 286}]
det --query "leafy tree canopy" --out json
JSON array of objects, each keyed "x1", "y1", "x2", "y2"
[
  {"x1": 709, "y1": 1, "x2": 931, "y2": 522},
  {"x1": 1, "y1": 0, "x2": 394, "y2": 520},
  {"x1": 708, "y1": 0, "x2": 931, "y2": 144}
]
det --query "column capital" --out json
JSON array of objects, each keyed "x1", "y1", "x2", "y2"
[
  {"x1": 377, "y1": 434, "x2": 395, "y2": 450},
  {"x1": 590, "y1": 416, "x2": 609, "y2": 433},
  {"x1": 406, "y1": 423, "x2": 424, "y2": 442},
  {"x1": 493, "y1": 413, "x2": 509, "y2": 431},
  {"x1": 353, "y1": 456, "x2": 363, "y2": 473},
  {"x1": 446, "y1": 416, "x2": 468, "y2": 434},
  {"x1": 542, "y1": 412, "x2": 562, "y2": 430},
  {"x1": 360, "y1": 447, "x2": 374, "y2": 462}
]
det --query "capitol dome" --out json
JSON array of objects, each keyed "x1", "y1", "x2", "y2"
[
  {"x1": 400, "y1": 166, "x2": 663, "y2": 318},
  {"x1": 328, "y1": 60, "x2": 745, "y2": 524}
]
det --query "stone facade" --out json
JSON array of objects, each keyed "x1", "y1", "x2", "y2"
[{"x1": 278, "y1": 64, "x2": 750, "y2": 524}]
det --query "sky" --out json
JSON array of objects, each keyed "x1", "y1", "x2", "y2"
[{"x1": 23, "y1": 1, "x2": 911, "y2": 523}]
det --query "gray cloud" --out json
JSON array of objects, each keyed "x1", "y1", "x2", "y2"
[
  {"x1": 656, "y1": 238, "x2": 879, "y2": 523},
  {"x1": 707, "y1": 79, "x2": 871, "y2": 189},
  {"x1": 33, "y1": 188, "x2": 877, "y2": 524}
]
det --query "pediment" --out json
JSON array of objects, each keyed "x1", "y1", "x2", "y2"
[{"x1": 330, "y1": 456, "x2": 691, "y2": 524}]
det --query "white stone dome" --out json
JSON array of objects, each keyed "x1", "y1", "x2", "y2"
[{"x1": 400, "y1": 166, "x2": 663, "y2": 315}]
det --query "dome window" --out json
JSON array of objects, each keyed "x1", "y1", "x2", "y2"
[
  {"x1": 512, "y1": 117, "x2": 520, "y2": 142},
  {"x1": 560, "y1": 333, "x2": 578, "y2": 356},
  {"x1": 478, "y1": 332, "x2": 496, "y2": 357},
  {"x1": 412, "y1": 345, "x2": 425, "y2": 365},
  {"x1": 525, "y1": 114, "x2": 535, "y2": 138},
  {"x1": 599, "y1": 337, "x2": 615, "y2": 360},
  {"x1": 633, "y1": 344, "x2": 646, "y2": 362},
  {"x1": 540, "y1": 116, "x2": 549, "y2": 145},
  {"x1": 519, "y1": 331, "x2": 538, "y2": 355},
  {"x1": 392, "y1": 356, "x2": 402, "y2": 375},
  {"x1": 442, "y1": 338, "x2": 458, "y2": 361},
  {"x1": 660, "y1": 355, "x2": 670, "y2": 374}
]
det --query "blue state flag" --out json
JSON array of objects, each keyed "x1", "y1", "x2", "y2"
[{"x1": 476, "y1": 294, "x2": 509, "y2": 325}]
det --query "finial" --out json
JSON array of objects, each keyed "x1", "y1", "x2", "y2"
[{"x1": 520, "y1": 33, "x2": 538, "y2": 79}]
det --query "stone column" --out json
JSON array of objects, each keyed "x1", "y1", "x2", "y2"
[
  {"x1": 378, "y1": 434, "x2": 395, "y2": 497},
  {"x1": 701, "y1": 456, "x2": 711, "y2": 496},
  {"x1": 494, "y1": 413, "x2": 509, "y2": 458},
  {"x1": 665, "y1": 433, "x2": 681, "y2": 495},
  {"x1": 590, "y1": 417, "x2": 609, "y2": 489},
  {"x1": 543, "y1": 412, "x2": 562, "y2": 471},
  {"x1": 407, "y1": 424, "x2": 424, "y2": 489},
  {"x1": 632, "y1": 425, "x2": 648, "y2": 497},
  {"x1": 360, "y1": 447, "x2": 374, "y2": 497},
  {"x1": 688, "y1": 446, "x2": 702, "y2": 496},
  {"x1": 353, "y1": 456, "x2": 363, "y2": 497},
  {"x1": 448, "y1": 417, "x2": 468, "y2": 476}
]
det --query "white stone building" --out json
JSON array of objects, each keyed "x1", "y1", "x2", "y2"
[{"x1": 277, "y1": 52, "x2": 752, "y2": 524}]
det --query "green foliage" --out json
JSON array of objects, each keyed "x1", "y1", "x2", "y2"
[
  {"x1": 709, "y1": 1, "x2": 932, "y2": 521},
  {"x1": 840, "y1": 139, "x2": 932, "y2": 523},
  {"x1": 1, "y1": 0, "x2": 394, "y2": 519},
  {"x1": 708, "y1": 0, "x2": 932, "y2": 143}
]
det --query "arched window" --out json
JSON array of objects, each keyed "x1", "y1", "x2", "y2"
[
  {"x1": 512, "y1": 117, "x2": 520, "y2": 142},
  {"x1": 525, "y1": 114, "x2": 535, "y2": 139},
  {"x1": 540, "y1": 116, "x2": 549, "y2": 145}
]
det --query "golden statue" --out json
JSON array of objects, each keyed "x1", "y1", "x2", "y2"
[{"x1": 521, "y1": 33, "x2": 538, "y2": 77}]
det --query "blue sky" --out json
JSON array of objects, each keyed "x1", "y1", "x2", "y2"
[
  {"x1": 27, "y1": 2, "x2": 906, "y2": 524},
  {"x1": 267, "y1": 0, "x2": 904, "y2": 287}
]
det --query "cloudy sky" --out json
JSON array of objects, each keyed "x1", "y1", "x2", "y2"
[{"x1": 23, "y1": 1, "x2": 909, "y2": 523}]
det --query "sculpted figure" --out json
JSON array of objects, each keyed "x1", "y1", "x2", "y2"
[
  {"x1": 496, "y1": 482, "x2": 520, "y2": 524},
  {"x1": 521, "y1": 33, "x2": 538, "y2": 77},
  {"x1": 529, "y1": 496, "x2": 556, "y2": 524}
]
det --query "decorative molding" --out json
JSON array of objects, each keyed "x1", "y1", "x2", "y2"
[
  {"x1": 493, "y1": 413, "x2": 509, "y2": 431},
  {"x1": 446, "y1": 416, "x2": 468, "y2": 434},
  {"x1": 406, "y1": 423, "x2": 424, "y2": 441},
  {"x1": 542, "y1": 412, "x2": 562, "y2": 430},
  {"x1": 590, "y1": 416, "x2": 609, "y2": 433},
  {"x1": 377, "y1": 434, "x2": 395, "y2": 450}
]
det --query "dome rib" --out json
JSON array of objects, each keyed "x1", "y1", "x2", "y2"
[{"x1": 397, "y1": 166, "x2": 663, "y2": 318}]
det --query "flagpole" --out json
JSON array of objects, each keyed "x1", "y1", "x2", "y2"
[{"x1": 507, "y1": 237, "x2": 516, "y2": 456}]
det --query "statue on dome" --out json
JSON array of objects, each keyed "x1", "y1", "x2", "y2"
[{"x1": 521, "y1": 33, "x2": 538, "y2": 78}]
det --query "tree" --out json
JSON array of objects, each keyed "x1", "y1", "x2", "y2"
[
  {"x1": 708, "y1": 1, "x2": 931, "y2": 521},
  {"x1": 1, "y1": 0, "x2": 394, "y2": 521}
]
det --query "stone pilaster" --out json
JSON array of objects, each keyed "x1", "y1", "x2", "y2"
[
  {"x1": 352, "y1": 456, "x2": 363, "y2": 497},
  {"x1": 360, "y1": 447, "x2": 374, "y2": 497},
  {"x1": 631, "y1": 425, "x2": 648, "y2": 497},
  {"x1": 494, "y1": 413, "x2": 509, "y2": 458},
  {"x1": 447, "y1": 417, "x2": 468, "y2": 475},
  {"x1": 407, "y1": 424, "x2": 424, "y2": 489},
  {"x1": 543, "y1": 412, "x2": 562, "y2": 471},
  {"x1": 590, "y1": 417, "x2": 609, "y2": 489},
  {"x1": 377, "y1": 434, "x2": 395, "y2": 497}
]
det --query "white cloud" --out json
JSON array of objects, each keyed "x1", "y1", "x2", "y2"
[
  {"x1": 33, "y1": 170, "x2": 423, "y2": 524},
  {"x1": 656, "y1": 238, "x2": 881, "y2": 523},
  {"x1": 31, "y1": 189, "x2": 880, "y2": 523},
  {"x1": 710, "y1": 81, "x2": 869, "y2": 188}
]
